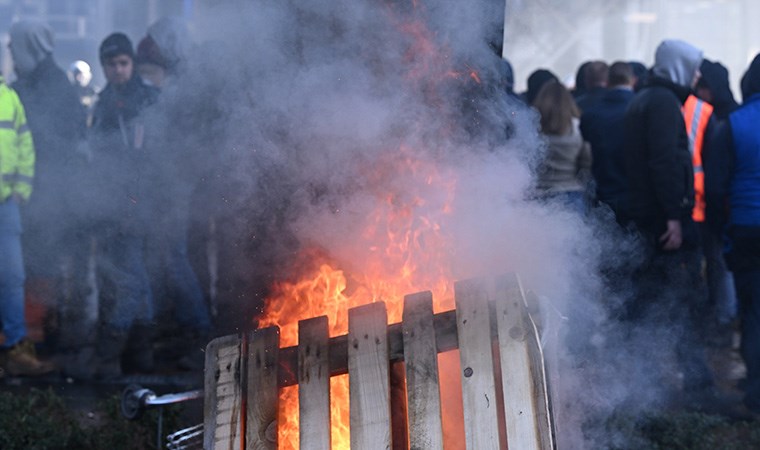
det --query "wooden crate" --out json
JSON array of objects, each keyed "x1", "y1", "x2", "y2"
[{"x1": 204, "y1": 274, "x2": 554, "y2": 450}]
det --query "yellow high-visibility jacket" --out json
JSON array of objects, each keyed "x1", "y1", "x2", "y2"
[{"x1": 0, "y1": 76, "x2": 34, "y2": 202}]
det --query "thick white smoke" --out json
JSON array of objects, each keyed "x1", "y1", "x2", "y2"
[{"x1": 148, "y1": 0, "x2": 680, "y2": 447}]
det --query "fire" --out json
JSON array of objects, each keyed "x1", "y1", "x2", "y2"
[
  {"x1": 258, "y1": 147, "x2": 458, "y2": 449},
  {"x1": 256, "y1": 2, "x2": 482, "y2": 448}
]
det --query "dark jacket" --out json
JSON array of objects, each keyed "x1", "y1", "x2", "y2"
[
  {"x1": 90, "y1": 74, "x2": 158, "y2": 225},
  {"x1": 12, "y1": 55, "x2": 86, "y2": 223},
  {"x1": 580, "y1": 87, "x2": 634, "y2": 217},
  {"x1": 705, "y1": 54, "x2": 760, "y2": 270},
  {"x1": 699, "y1": 60, "x2": 739, "y2": 120},
  {"x1": 575, "y1": 87, "x2": 607, "y2": 114},
  {"x1": 624, "y1": 76, "x2": 695, "y2": 229}
]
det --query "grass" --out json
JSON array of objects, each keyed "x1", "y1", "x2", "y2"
[
  {"x1": 0, "y1": 388, "x2": 182, "y2": 450},
  {"x1": 597, "y1": 410, "x2": 760, "y2": 450}
]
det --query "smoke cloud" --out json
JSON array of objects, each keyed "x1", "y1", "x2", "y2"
[{"x1": 77, "y1": 0, "x2": 699, "y2": 447}]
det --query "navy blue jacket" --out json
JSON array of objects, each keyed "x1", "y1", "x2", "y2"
[{"x1": 580, "y1": 87, "x2": 634, "y2": 218}]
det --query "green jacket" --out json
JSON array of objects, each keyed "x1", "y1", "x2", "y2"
[{"x1": 0, "y1": 76, "x2": 34, "y2": 201}]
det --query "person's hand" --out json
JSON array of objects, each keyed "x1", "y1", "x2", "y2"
[{"x1": 659, "y1": 219, "x2": 683, "y2": 250}]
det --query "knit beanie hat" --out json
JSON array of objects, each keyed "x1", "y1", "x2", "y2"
[
  {"x1": 135, "y1": 35, "x2": 168, "y2": 68},
  {"x1": 99, "y1": 32, "x2": 134, "y2": 62}
]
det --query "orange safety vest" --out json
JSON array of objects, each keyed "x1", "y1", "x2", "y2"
[{"x1": 683, "y1": 95, "x2": 713, "y2": 223}]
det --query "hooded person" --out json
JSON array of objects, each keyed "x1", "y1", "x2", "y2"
[
  {"x1": 693, "y1": 59, "x2": 740, "y2": 331},
  {"x1": 135, "y1": 35, "x2": 169, "y2": 88},
  {"x1": 7, "y1": 20, "x2": 89, "y2": 364},
  {"x1": 704, "y1": 53, "x2": 760, "y2": 415},
  {"x1": 697, "y1": 59, "x2": 739, "y2": 120},
  {"x1": 136, "y1": 18, "x2": 214, "y2": 370},
  {"x1": 623, "y1": 39, "x2": 717, "y2": 405},
  {"x1": 146, "y1": 16, "x2": 192, "y2": 79}
]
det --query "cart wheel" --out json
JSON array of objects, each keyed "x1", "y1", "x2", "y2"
[{"x1": 121, "y1": 384, "x2": 154, "y2": 420}]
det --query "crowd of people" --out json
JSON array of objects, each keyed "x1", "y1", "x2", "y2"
[
  {"x1": 0, "y1": 17, "x2": 213, "y2": 380},
  {"x1": 1, "y1": 14, "x2": 760, "y2": 421},
  {"x1": 510, "y1": 39, "x2": 760, "y2": 416}
]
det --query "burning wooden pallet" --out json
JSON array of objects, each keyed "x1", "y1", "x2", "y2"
[{"x1": 204, "y1": 273, "x2": 554, "y2": 449}]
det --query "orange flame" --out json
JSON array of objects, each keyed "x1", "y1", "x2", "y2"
[
  {"x1": 259, "y1": 149, "x2": 459, "y2": 449},
  {"x1": 257, "y1": 3, "x2": 480, "y2": 448}
]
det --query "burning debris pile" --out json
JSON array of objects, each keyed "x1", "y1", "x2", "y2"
[{"x1": 187, "y1": 0, "x2": 632, "y2": 448}]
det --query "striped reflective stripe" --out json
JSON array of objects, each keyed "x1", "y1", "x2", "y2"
[
  {"x1": 694, "y1": 166, "x2": 704, "y2": 174},
  {"x1": 17, "y1": 124, "x2": 29, "y2": 134},
  {"x1": 14, "y1": 174, "x2": 33, "y2": 184},
  {"x1": 1, "y1": 173, "x2": 33, "y2": 184},
  {"x1": 0, "y1": 120, "x2": 14, "y2": 130}
]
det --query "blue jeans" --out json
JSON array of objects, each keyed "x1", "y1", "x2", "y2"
[
  {"x1": 97, "y1": 228, "x2": 153, "y2": 331},
  {"x1": 146, "y1": 202, "x2": 211, "y2": 331},
  {"x1": 700, "y1": 223, "x2": 738, "y2": 324},
  {"x1": 734, "y1": 269, "x2": 760, "y2": 412},
  {"x1": 0, "y1": 200, "x2": 26, "y2": 347}
]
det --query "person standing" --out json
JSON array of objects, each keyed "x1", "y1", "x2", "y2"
[
  {"x1": 90, "y1": 33, "x2": 159, "y2": 377},
  {"x1": 695, "y1": 59, "x2": 740, "y2": 331},
  {"x1": 705, "y1": 53, "x2": 760, "y2": 415},
  {"x1": 580, "y1": 61, "x2": 635, "y2": 224},
  {"x1": 0, "y1": 74, "x2": 53, "y2": 376},
  {"x1": 136, "y1": 17, "x2": 213, "y2": 370},
  {"x1": 532, "y1": 80, "x2": 592, "y2": 213},
  {"x1": 623, "y1": 39, "x2": 715, "y2": 402},
  {"x1": 575, "y1": 60, "x2": 608, "y2": 113},
  {"x1": 8, "y1": 19, "x2": 89, "y2": 373}
]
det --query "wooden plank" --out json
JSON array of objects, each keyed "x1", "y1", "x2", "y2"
[
  {"x1": 298, "y1": 316, "x2": 331, "y2": 450},
  {"x1": 455, "y1": 279, "x2": 501, "y2": 450},
  {"x1": 276, "y1": 309, "x2": 459, "y2": 387},
  {"x1": 348, "y1": 302, "x2": 392, "y2": 450},
  {"x1": 246, "y1": 327, "x2": 280, "y2": 450},
  {"x1": 204, "y1": 334, "x2": 244, "y2": 450},
  {"x1": 402, "y1": 291, "x2": 444, "y2": 450},
  {"x1": 495, "y1": 274, "x2": 553, "y2": 450}
]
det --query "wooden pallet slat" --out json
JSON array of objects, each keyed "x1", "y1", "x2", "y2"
[
  {"x1": 348, "y1": 302, "x2": 392, "y2": 450},
  {"x1": 455, "y1": 279, "x2": 502, "y2": 450},
  {"x1": 495, "y1": 274, "x2": 554, "y2": 450},
  {"x1": 246, "y1": 327, "x2": 280, "y2": 450},
  {"x1": 204, "y1": 335, "x2": 244, "y2": 450},
  {"x1": 298, "y1": 316, "x2": 331, "y2": 450},
  {"x1": 204, "y1": 274, "x2": 556, "y2": 450},
  {"x1": 402, "y1": 291, "x2": 444, "y2": 450}
]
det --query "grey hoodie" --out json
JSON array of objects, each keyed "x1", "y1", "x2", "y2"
[
  {"x1": 652, "y1": 39, "x2": 703, "y2": 88},
  {"x1": 9, "y1": 20, "x2": 54, "y2": 76}
]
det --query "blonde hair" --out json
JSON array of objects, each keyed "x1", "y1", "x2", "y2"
[{"x1": 532, "y1": 80, "x2": 580, "y2": 135}]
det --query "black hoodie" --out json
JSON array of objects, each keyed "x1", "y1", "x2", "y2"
[
  {"x1": 624, "y1": 40, "x2": 702, "y2": 237},
  {"x1": 741, "y1": 54, "x2": 760, "y2": 101},
  {"x1": 698, "y1": 59, "x2": 739, "y2": 120}
]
